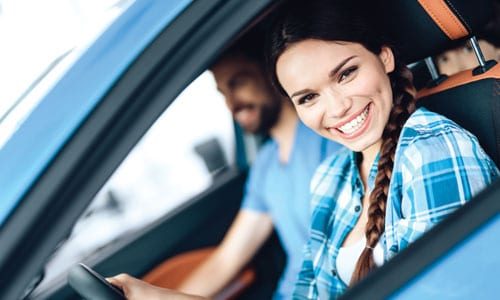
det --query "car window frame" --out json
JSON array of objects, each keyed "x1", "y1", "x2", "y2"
[
  {"x1": 0, "y1": 0, "x2": 275, "y2": 298},
  {"x1": 0, "y1": 0, "x2": 193, "y2": 226}
]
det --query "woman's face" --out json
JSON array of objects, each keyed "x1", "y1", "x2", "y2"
[{"x1": 276, "y1": 39, "x2": 395, "y2": 153}]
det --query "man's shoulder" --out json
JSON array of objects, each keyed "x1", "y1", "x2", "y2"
[
  {"x1": 296, "y1": 121, "x2": 323, "y2": 142},
  {"x1": 296, "y1": 121, "x2": 342, "y2": 155},
  {"x1": 251, "y1": 138, "x2": 278, "y2": 169}
]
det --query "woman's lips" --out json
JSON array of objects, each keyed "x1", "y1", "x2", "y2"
[{"x1": 327, "y1": 103, "x2": 372, "y2": 139}]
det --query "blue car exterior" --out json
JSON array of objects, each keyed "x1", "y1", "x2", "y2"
[{"x1": 0, "y1": 0, "x2": 192, "y2": 225}]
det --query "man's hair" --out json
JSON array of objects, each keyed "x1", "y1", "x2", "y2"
[
  {"x1": 211, "y1": 27, "x2": 266, "y2": 69},
  {"x1": 480, "y1": 1, "x2": 500, "y2": 47}
]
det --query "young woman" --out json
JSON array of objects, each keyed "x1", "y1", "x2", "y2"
[
  {"x1": 268, "y1": 1, "x2": 498, "y2": 298},
  {"x1": 108, "y1": 1, "x2": 498, "y2": 299}
]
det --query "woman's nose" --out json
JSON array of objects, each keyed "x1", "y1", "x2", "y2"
[{"x1": 324, "y1": 92, "x2": 351, "y2": 118}]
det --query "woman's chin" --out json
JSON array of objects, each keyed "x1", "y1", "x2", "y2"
[{"x1": 343, "y1": 136, "x2": 382, "y2": 154}]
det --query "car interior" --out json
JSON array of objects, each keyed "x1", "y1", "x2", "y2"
[
  {"x1": 3, "y1": 0, "x2": 498, "y2": 299},
  {"x1": 341, "y1": 0, "x2": 500, "y2": 298},
  {"x1": 343, "y1": 1, "x2": 500, "y2": 299}
]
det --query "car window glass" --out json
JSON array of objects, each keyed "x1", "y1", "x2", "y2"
[{"x1": 33, "y1": 71, "x2": 235, "y2": 295}]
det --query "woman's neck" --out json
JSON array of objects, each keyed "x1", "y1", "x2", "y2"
[{"x1": 359, "y1": 140, "x2": 382, "y2": 187}]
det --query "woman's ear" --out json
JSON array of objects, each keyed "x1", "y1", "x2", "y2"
[{"x1": 379, "y1": 46, "x2": 395, "y2": 73}]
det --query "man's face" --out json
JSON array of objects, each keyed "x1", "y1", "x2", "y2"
[
  {"x1": 436, "y1": 39, "x2": 500, "y2": 75},
  {"x1": 212, "y1": 54, "x2": 281, "y2": 134}
]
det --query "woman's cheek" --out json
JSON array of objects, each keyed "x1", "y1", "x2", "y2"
[{"x1": 298, "y1": 108, "x2": 323, "y2": 132}]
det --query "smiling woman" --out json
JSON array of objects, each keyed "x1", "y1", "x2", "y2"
[
  {"x1": 276, "y1": 41, "x2": 395, "y2": 154},
  {"x1": 267, "y1": 0, "x2": 499, "y2": 298}
]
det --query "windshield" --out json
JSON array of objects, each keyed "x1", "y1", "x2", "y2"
[{"x1": 0, "y1": 0, "x2": 135, "y2": 146}]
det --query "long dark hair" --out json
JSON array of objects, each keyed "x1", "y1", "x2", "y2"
[{"x1": 267, "y1": 0, "x2": 416, "y2": 284}]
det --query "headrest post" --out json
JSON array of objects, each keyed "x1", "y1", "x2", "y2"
[
  {"x1": 469, "y1": 36, "x2": 487, "y2": 68},
  {"x1": 424, "y1": 57, "x2": 440, "y2": 80}
]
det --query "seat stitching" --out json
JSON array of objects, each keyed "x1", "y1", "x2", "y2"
[
  {"x1": 418, "y1": 0, "x2": 468, "y2": 39},
  {"x1": 444, "y1": 0, "x2": 472, "y2": 32}
]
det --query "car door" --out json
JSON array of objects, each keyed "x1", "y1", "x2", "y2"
[
  {"x1": 0, "y1": 1, "x2": 279, "y2": 299},
  {"x1": 32, "y1": 70, "x2": 286, "y2": 299}
]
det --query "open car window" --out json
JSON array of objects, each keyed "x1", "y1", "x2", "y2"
[
  {"x1": 0, "y1": 1, "x2": 267, "y2": 299},
  {"x1": 31, "y1": 70, "x2": 236, "y2": 297}
]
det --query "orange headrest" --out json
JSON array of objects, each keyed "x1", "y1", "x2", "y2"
[{"x1": 381, "y1": 0, "x2": 494, "y2": 64}]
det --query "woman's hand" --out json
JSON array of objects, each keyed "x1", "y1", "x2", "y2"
[{"x1": 107, "y1": 274, "x2": 207, "y2": 300}]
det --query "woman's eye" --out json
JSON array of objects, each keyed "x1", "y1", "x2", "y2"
[
  {"x1": 338, "y1": 66, "x2": 358, "y2": 83},
  {"x1": 298, "y1": 93, "x2": 317, "y2": 105}
]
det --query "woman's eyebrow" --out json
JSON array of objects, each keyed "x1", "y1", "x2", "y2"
[
  {"x1": 290, "y1": 88, "x2": 312, "y2": 99},
  {"x1": 329, "y1": 55, "x2": 356, "y2": 78}
]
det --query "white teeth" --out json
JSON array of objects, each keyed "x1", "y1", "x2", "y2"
[{"x1": 337, "y1": 106, "x2": 369, "y2": 134}]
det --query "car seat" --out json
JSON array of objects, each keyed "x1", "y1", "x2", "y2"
[
  {"x1": 142, "y1": 247, "x2": 255, "y2": 300},
  {"x1": 383, "y1": 0, "x2": 500, "y2": 166}
]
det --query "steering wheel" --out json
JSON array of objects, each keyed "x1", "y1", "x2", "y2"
[{"x1": 68, "y1": 263, "x2": 125, "y2": 300}]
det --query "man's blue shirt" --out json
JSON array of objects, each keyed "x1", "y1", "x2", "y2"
[{"x1": 241, "y1": 120, "x2": 342, "y2": 299}]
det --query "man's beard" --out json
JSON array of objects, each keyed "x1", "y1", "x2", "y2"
[{"x1": 253, "y1": 98, "x2": 282, "y2": 135}]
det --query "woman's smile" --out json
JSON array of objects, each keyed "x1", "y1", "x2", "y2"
[{"x1": 328, "y1": 103, "x2": 372, "y2": 139}]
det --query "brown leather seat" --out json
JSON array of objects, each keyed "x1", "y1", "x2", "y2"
[{"x1": 142, "y1": 247, "x2": 256, "y2": 300}]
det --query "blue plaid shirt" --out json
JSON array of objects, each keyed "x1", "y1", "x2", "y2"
[{"x1": 293, "y1": 108, "x2": 499, "y2": 299}]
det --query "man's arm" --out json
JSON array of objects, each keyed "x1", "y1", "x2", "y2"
[{"x1": 177, "y1": 210, "x2": 274, "y2": 297}]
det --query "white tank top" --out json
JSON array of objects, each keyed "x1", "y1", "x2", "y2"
[{"x1": 336, "y1": 237, "x2": 384, "y2": 285}]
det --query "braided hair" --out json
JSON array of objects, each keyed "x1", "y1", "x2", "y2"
[
  {"x1": 350, "y1": 62, "x2": 416, "y2": 283},
  {"x1": 267, "y1": 0, "x2": 417, "y2": 284}
]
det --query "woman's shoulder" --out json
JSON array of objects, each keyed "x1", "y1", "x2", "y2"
[
  {"x1": 397, "y1": 107, "x2": 495, "y2": 170},
  {"x1": 399, "y1": 107, "x2": 478, "y2": 147},
  {"x1": 402, "y1": 107, "x2": 467, "y2": 135}
]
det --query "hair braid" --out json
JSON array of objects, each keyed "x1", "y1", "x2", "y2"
[{"x1": 350, "y1": 64, "x2": 416, "y2": 285}]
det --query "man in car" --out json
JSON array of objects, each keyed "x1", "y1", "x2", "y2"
[
  {"x1": 435, "y1": 38, "x2": 499, "y2": 75},
  {"x1": 176, "y1": 32, "x2": 341, "y2": 299}
]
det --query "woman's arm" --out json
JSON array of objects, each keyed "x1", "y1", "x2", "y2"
[{"x1": 394, "y1": 126, "x2": 499, "y2": 249}]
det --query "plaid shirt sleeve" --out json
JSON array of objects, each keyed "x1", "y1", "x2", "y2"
[
  {"x1": 293, "y1": 240, "x2": 318, "y2": 299},
  {"x1": 394, "y1": 123, "x2": 499, "y2": 250}
]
